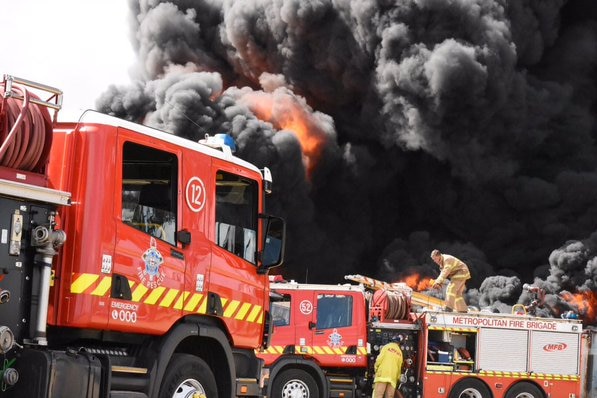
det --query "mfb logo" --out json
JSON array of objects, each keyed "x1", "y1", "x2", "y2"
[{"x1": 543, "y1": 342, "x2": 568, "y2": 352}]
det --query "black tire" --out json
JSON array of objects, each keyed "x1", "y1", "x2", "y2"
[
  {"x1": 271, "y1": 368, "x2": 320, "y2": 398},
  {"x1": 159, "y1": 353, "x2": 218, "y2": 398},
  {"x1": 505, "y1": 382, "x2": 543, "y2": 398},
  {"x1": 449, "y1": 378, "x2": 491, "y2": 398}
]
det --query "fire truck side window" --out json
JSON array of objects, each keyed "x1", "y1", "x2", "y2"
[
  {"x1": 316, "y1": 295, "x2": 353, "y2": 329},
  {"x1": 271, "y1": 298, "x2": 291, "y2": 327},
  {"x1": 215, "y1": 171, "x2": 258, "y2": 264},
  {"x1": 121, "y1": 142, "x2": 178, "y2": 245}
]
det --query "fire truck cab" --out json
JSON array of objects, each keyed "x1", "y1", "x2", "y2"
[
  {"x1": 1, "y1": 75, "x2": 285, "y2": 398},
  {"x1": 259, "y1": 280, "x2": 370, "y2": 397}
]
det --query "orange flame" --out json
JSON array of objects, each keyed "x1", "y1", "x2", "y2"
[
  {"x1": 240, "y1": 91, "x2": 327, "y2": 176},
  {"x1": 561, "y1": 291, "x2": 597, "y2": 324},
  {"x1": 401, "y1": 274, "x2": 433, "y2": 292}
]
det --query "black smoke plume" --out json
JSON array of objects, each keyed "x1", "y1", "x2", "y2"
[{"x1": 97, "y1": 0, "x2": 597, "y2": 323}]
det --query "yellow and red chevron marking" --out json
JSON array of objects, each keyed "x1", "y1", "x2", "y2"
[
  {"x1": 428, "y1": 369, "x2": 580, "y2": 381},
  {"x1": 261, "y1": 345, "x2": 367, "y2": 355},
  {"x1": 70, "y1": 273, "x2": 262, "y2": 323},
  {"x1": 428, "y1": 326, "x2": 477, "y2": 333},
  {"x1": 308, "y1": 346, "x2": 350, "y2": 355},
  {"x1": 479, "y1": 370, "x2": 579, "y2": 381},
  {"x1": 220, "y1": 297, "x2": 263, "y2": 323},
  {"x1": 259, "y1": 345, "x2": 286, "y2": 355},
  {"x1": 259, "y1": 345, "x2": 367, "y2": 355}
]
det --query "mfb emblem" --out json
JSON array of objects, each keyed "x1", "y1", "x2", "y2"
[
  {"x1": 328, "y1": 328, "x2": 344, "y2": 348},
  {"x1": 138, "y1": 237, "x2": 166, "y2": 289},
  {"x1": 543, "y1": 342, "x2": 568, "y2": 352}
]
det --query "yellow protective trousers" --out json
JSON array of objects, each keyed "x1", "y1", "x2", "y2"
[{"x1": 445, "y1": 278, "x2": 467, "y2": 312}]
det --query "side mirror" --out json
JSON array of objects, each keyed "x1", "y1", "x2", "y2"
[
  {"x1": 177, "y1": 229, "x2": 191, "y2": 246},
  {"x1": 259, "y1": 215, "x2": 285, "y2": 270},
  {"x1": 262, "y1": 167, "x2": 272, "y2": 194}
]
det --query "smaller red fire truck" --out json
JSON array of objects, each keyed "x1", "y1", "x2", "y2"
[{"x1": 258, "y1": 275, "x2": 597, "y2": 398}]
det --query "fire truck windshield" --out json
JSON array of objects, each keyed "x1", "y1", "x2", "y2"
[{"x1": 272, "y1": 300, "x2": 291, "y2": 327}]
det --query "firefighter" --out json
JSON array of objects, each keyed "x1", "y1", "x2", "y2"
[
  {"x1": 373, "y1": 335, "x2": 404, "y2": 398},
  {"x1": 430, "y1": 249, "x2": 471, "y2": 313}
]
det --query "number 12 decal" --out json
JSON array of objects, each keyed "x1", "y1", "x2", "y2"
[{"x1": 186, "y1": 176, "x2": 206, "y2": 212}]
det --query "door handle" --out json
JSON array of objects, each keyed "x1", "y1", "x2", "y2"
[{"x1": 171, "y1": 248, "x2": 184, "y2": 260}]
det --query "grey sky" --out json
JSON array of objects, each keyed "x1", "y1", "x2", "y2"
[{"x1": 1, "y1": 1, "x2": 134, "y2": 121}]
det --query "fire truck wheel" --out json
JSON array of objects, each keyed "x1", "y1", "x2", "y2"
[
  {"x1": 271, "y1": 369, "x2": 320, "y2": 398},
  {"x1": 504, "y1": 382, "x2": 542, "y2": 398},
  {"x1": 448, "y1": 378, "x2": 491, "y2": 398},
  {"x1": 159, "y1": 353, "x2": 218, "y2": 398}
]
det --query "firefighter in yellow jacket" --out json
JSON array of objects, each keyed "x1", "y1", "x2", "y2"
[
  {"x1": 430, "y1": 249, "x2": 471, "y2": 312},
  {"x1": 373, "y1": 336, "x2": 404, "y2": 398}
]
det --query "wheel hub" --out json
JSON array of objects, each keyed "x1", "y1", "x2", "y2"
[
  {"x1": 172, "y1": 378, "x2": 207, "y2": 398},
  {"x1": 282, "y1": 379, "x2": 310, "y2": 398},
  {"x1": 459, "y1": 388, "x2": 483, "y2": 398}
]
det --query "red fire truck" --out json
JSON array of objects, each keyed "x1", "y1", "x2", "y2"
[
  {"x1": 258, "y1": 275, "x2": 597, "y2": 398},
  {"x1": 0, "y1": 74, "x2": 285, "y2": 398}
]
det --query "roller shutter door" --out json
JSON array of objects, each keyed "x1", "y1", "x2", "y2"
[
  {"x1": 478, "y1": 328, "x2": 528, "y2": 372},
  {"x1": 530, "y1": 331, "x2": 579, "y2": 375}
]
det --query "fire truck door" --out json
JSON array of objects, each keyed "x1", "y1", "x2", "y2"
[
  {"x1": 313, "y1": 292, "x2": 361, "y2": 367},
  {"x1": 112, "y1": 135, "x2": 186, "y2": 332},
  {"x1": 208, "y1": 161, "x2": 268, "y2": 348},
  {"x1": 284, "y1": 290, "x2": 314, "y2": 354}
]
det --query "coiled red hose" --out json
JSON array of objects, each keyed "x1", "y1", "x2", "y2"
[
  {"x1": 372, "y1": 289, "x2": 411, "y2": 320},
  {"x1": 0, "y1": 84, "x2": 53, "y2": 173}
]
